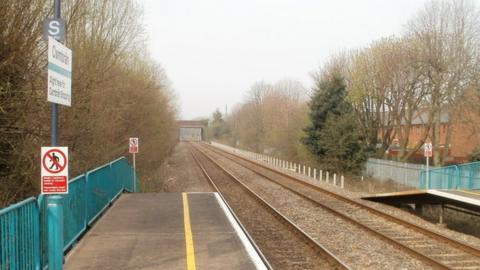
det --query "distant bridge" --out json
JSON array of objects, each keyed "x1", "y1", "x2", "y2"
[{"x1": 177, "y1": 120, "x2": 206, "y2": 141}]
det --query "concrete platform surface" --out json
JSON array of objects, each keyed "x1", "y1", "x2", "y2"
[
  {"x1": 429, "y1": 189, "x2": 480, "y2": 206},
  {"x1": 363, "y1": 189, "x2": 480, "y2": 212},
  {"x1": 64, "y1": 192, "x2": 265, "y2": 270}
]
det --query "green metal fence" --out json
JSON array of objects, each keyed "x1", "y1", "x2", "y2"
[
  {"x1": 0, "y1": 156, "x2": 137, "y2": 270},
  {"x1": 419, "y1": 161, "x2": 480, "y2": 189}
]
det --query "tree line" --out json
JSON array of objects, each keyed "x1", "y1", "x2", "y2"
[
  {"x1": 0, "y1": 0, "x2": 178, "y2": 206},
  {"x1": 208, "y1": 0, "x2": 480, "y2": 172}
]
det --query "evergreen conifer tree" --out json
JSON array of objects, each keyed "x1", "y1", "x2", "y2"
[{"x1": 303, "y1": 74, "x2": 367, "y2": 171}]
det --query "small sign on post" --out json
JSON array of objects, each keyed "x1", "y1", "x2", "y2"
[
  {"x1": 41, "y1": 147, "x2": 68, "y2": 194},
  {"x1": 129, "y1": 138, "x2": 139, "y2": 154},
  {"x1": 424, "y1": 142, "x2": 433, "y2": 157},
  {"x1": 43, "y1": 18, "x2": 66, "y2": 42},
  {"x1": 129, "y1": 138, "x2": 139, "y2": 192},
  {"x1": 424, "y1": 142, "x2": 433, "y2": 189}
]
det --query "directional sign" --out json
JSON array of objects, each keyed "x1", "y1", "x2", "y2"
[
  {"x1": 43, "y1": 18, "x2": 66, "y2": 42},
  {"x1": 48, "y1": 36, "x2": 72, "y2": 106},
  {"x1": 129, "y1": 138, "x2": 139, "y2": 153},
  {"x1": 424, "y1": 143, "x2": 433, "y2": 157},
  {"x1": 41, "y1": 147, "x2": 68, "y2": 194}
]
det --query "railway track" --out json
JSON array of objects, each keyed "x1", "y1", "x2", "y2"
[
  {"x1": 189, "y1": 145, "x2": 350, "y2": 270},
  {"x1": 197, "y1": 142, "x2": 480, "y2": 270}
]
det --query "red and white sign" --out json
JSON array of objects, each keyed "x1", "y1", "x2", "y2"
[
  {"x1": 129, "y1": 138, "x2": 139, "y2": 153},
  {"x1": 424, "y1": 143, "x2": 433, "y2": 157},
  {"x1": 41, "y1": 147, "x2": 68, "y2": 194}
]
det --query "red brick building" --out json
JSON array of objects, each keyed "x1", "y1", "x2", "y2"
[{"x1": 385, "y1": 110, "x2": 480, "y2": 163}]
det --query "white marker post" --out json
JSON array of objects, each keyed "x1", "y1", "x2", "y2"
[
  {"x1": 424, "y1": 142, "x2": 432, "y2": 189},
  {"x1": 129, "y1": 138, "x2": 139, "y2": 192}
]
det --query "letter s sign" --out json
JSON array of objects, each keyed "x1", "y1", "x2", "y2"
[
  {"x1": 43, "y1": 18, "x2": 65, "y2": 42},
  {"x1": 48, "y1": 21, "x2": 61, "y2": 36}
]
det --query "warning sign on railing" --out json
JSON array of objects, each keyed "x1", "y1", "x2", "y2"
[{"x1": 41, "y1": 147, "x2": 68, "y2": 194}]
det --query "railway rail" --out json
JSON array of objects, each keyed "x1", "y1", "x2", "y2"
[
  {"x1": 197, "y1": 142, "x2": 480, "y2": 270},
  {"x1": 189, "y1": 144, "x2": 350, "y2": 270}
]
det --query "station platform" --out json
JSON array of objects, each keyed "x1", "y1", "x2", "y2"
[
  {"x1": 64, "y1": 192, "x2": 268, "y2": 270},
  {"x1": 363, "y1": 189, "x2": 480, "y2": 212}
]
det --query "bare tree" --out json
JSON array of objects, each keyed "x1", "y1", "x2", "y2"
[
  {"x1": 0, "y1": 0, "x2": 178, "y2": 206},
  {"x1": 406, "y1": 0, "x2": 480, "y2": 165}
]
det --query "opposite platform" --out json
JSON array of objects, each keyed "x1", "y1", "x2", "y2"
[
  {"x1": 364, "y1": 189, "x2": 480, "y2": 212},
  {"x1": 64, "y1": 192, "x2": 267, "y2": 270}
]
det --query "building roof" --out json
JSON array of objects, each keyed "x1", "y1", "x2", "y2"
[
  {"x1": 411, "y1": 111, "x2": 450, "y2": 125},
  {"x1": 381, "y1": 110, "x2": 450, "y2": 126}
]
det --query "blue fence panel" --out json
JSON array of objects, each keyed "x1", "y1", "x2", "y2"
[
  {"x1": 63, "y1": 175, "x2": 87, "y2": 251},
  {"x1": 85, "y1": 164, "x2": 112, "y2": 225},
  {"x1": 111, "y1": 157, "x2": 136, "y2": 193},
  {"x1": 108, "y1": 160, "x2": 126, "y2": 202},
  {"x1": 419, "y1": 161, "x2": 480, "y2": 190},
  {"x1": 419, "y1": 165, "x2": 458, "y2": 189},
  {"x1": 0, "y1": 197, "x2": 40, "y2": 270},
  {"x1": 1, "y1": 156, "x2": 138, "y2": 269},
  {"x1": 37, "y1": 195, "x2": 48, "y2": 269},
  {"x1": 458, "y1": 162, "x2": 480, "y2": 189}
]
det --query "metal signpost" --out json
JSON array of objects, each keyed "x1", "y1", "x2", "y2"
[
  {"x1": 129, "y1": 138, "x2": 139, "y2": 192},
  {"x1": 43, "y1": 1, "x2": 72, "y2": 269},
  {"x1": 424, "y1": 142, "x2": 433, "y2": 189}
]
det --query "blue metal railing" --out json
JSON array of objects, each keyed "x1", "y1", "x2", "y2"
[
  {"x1": 1, "y1": 156, "x2": 137, "y2": 270},
  {"x1": 0, "y1": 198, "x2": 41, "y2": 270},
  {"x1": 419, "y1": 161, "x2": 480, "y2": 189}
]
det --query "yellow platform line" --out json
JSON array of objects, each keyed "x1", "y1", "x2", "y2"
[{"x1": 182, "y1": 193, "x2": 197, "y2": 270}]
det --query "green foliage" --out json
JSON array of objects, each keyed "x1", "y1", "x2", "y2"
[
  {"x1": 303, "y1": 74, "x2": 367, "y2": 172},
  {"x1": 317, "y1": 113, "x2": 368, "y2": 172},
  {"x1": 303, "y1": 74, "x2": 348, "y2": 155},
  {"x1": 209, "y1": 109, "x2": 229, "y2": 139}
]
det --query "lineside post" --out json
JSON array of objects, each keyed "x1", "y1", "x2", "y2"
[
  {"x1": 133, "y1": 152, "x2": 136, "y2": 192},
  {"x1": 47, "y1": 195, "x2": 63, "y2": 270}
]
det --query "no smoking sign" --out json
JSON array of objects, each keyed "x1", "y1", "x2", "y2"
[{"x1": 41, "y1": 147, "x2": 68, "y2": 194}]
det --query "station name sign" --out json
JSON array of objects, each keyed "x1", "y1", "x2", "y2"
[{"x1": 48, "y1": 37, "x2": 72, "y2": 106}]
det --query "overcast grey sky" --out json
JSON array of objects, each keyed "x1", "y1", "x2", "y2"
[{"x1": 143, "y1": 0, "x2": 429, "y2": 119}]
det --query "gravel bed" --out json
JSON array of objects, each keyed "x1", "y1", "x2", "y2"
[
  {"x1": 201, "y1": 146, "x2": 432, "y2": 270},
  {"x1": 193, "y1": 148, "x2": 341, "y2": 270},
  {"x1": 147, "y1": 142, "x2": 213, "y2": 192},
  {"x1": 219, "y1": 145, "x2": 480, "y2": 250}
]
